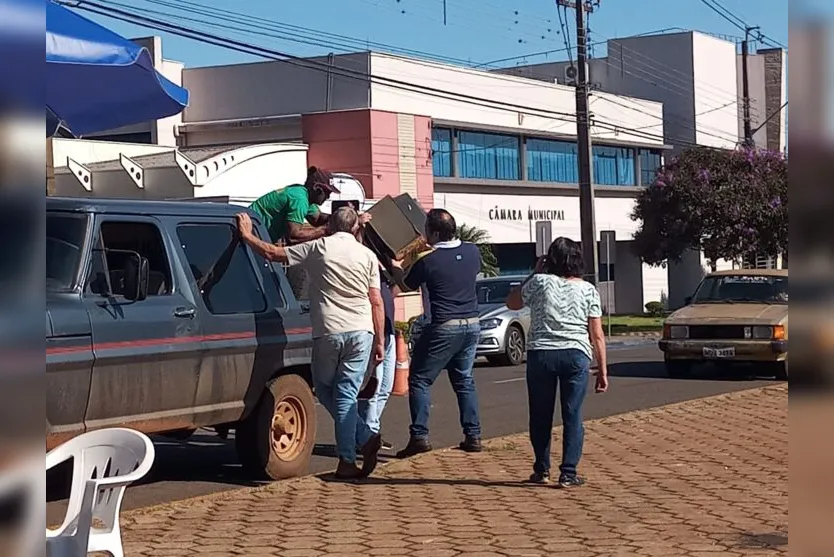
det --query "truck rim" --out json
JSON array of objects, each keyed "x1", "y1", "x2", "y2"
[{"x1": 270, "y1": 396, "x2": 306, "y2": 460}]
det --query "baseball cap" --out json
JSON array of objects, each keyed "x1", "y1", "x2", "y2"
[{"x1": 308, "y1": 167, "x2": 339, "y2": 194}]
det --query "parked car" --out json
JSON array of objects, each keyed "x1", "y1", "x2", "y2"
[
  {"x1": 46, "y1": 197, "x2": 315, "y2": 480},
  {"x1": 409, "y1": 275, "x2": 530, "y2": 366},
  {"x1": 659, "y1": 269, "x2": 788, "y2": 380}
]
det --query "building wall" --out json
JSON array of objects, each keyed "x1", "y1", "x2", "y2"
[
  {"x1": 691, "y1": 33, "x2": 739, "y2": 149},
  {"x1": 182, "y1": 53, "x2": 372, "y2": 123},
  {"x1": 432, "y1": 190, "x2": 642, "y2": 243},
  {"x1": 370, "y1": 53, "x2": 664, "y2": 146},
  {"x1": 495, "y1": 32, "x2": 741, "y2": 152}
]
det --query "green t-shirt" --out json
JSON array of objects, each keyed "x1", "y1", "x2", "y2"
[{"x1": 249, "y1": 185, "x2": 319, "y2": 242}]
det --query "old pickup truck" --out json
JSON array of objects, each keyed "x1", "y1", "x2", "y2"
[{"x1": 46, "y1": 197, "x2": 316, "y2": 480}]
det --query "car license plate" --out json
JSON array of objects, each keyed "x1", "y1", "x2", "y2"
[{"x1": 703, "y1": 346, "x2": 735, "y2": 358}]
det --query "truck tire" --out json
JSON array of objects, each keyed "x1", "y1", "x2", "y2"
[
  {"x1": 773, "y1": 359, "x2": 788, "y2": 381},
  {"x1": 236, "y1": 374, "x2": 317, "y2": 480}
]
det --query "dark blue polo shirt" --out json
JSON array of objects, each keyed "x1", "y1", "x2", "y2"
[
  {"x1": 404, "y1": 240, "x2": 480, "y2": 324},
  {"x1": 380, "y1": 279, "x2": 395, "y2": 337}
]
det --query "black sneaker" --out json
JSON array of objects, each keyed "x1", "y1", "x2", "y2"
[
  {"x1": 557, "y1": 475, "x2": 586, "y2": 489},
  {"x1": 395, "y1": 437, "x2": 432, "y2": 459},
  {"x1": 527, "y1": 472, "x2": 550, "y2": 484},
  {"x1": 381, "y1": 439, "x2": 394, "y2": 451},
  {"x1": 459, "y1": 436, "x2": 482, "y2": 453}
]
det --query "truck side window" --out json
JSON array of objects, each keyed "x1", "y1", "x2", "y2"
[
  {"x1": 86, "y1": 221, "x2": 172, "y2": 297},
  {"x1": 177, "y1": 224, "x2": 267, "y2": 315}
]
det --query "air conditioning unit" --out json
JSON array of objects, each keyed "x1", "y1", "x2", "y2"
[{"x1": 564, "y1": 65, "x2": 578, "y2": 86}]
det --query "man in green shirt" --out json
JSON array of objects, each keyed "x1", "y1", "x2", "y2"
[{"x1": 250, "y1": 166, "x2": 369, "y2": 245}]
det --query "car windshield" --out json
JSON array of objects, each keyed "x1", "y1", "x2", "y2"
[
  {"x1": 692, "y1": 274, "x2": 788, "y2": 304},
  {"x1": 46, "y1": 212, "x2": 88, "y2": 292},
  {"x1": 476, "y1": 280, "x2": 521, "y2": 305}
]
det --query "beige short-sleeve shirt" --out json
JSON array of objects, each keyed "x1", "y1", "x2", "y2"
[{"x1": 285, "y1": 232, "x2": 380, "y2": 338}]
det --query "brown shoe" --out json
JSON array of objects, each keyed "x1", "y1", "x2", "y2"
[
  {"x1": 334, "y1": 459, "x2": 363, "y2": 480},
  {"x1": 359, "y1": 433, "x2": 382, "y2": 478}
]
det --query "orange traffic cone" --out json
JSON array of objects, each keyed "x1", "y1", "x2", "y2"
[{"x1": 392, "y1": 332, "x2": 410, "y2": 396}]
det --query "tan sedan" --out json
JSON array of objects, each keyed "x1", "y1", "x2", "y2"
[{"x1": 659, "y1": 269, "x2": 788, "y2": 380}]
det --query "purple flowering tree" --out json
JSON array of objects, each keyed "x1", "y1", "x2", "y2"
[{"x1": 631, "y1": 146, "x2": 787, "y2": 266}]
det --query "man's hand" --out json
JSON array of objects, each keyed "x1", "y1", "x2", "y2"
[
  {"x1": 359, "y1": 212, "x2": 373, "y2": 226},
  {"x1": 236, "y1": 213, "x2": 254, "y2": 239},
  {"x1": 373, "y1": 341, "x2": 385, "y2": 365},
  {"x1": 593, "y1": 366, "x2": 609, "y2": 393}
]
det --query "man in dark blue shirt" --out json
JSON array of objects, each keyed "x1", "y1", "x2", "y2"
[{"x1": 391, "y1": 208, "x2": 483, "y2": 457}]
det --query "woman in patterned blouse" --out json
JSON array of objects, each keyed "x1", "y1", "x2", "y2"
[{"x1": 507, "y1": 237, "x2": 609, "y2": 488}]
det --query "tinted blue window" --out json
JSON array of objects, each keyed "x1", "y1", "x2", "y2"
[
  {"x1": 457, "y1": 131, "x2": 519, "y2": 180},
  {"x1": 639, "y1": 149, "x2": 662, "y2": 186},
  {"x1": 593, "y1": 146, "x2": 635, "y2": 186},
  {"x1": 526, "y1": 138, "x2": 578, "y2": 183},
  {"x1": 432, "y1": 128, "x2": 452, "y2": 177}
]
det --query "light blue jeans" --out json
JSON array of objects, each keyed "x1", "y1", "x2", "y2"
[
  {"x1": 312, "y1": 331, "x2": 375, "y2": 463},
  {"x1": 358, "y1": 333, "x2": 396, "y2": 434}
]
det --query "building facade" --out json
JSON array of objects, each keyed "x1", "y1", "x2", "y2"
[{"x1": 55, "y1": 47, "x2": 674, "y2": 315}]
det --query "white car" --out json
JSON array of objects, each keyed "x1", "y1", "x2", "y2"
[{"x1": 409, "y1": 276, "x2": 531, "y2": 367}]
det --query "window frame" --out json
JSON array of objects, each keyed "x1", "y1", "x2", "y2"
[
  {"x1": 176, "y1": 221, "x2": 270, "y2": 316},
  {"x1": 431, "y1": 127, "x2": 453, "y2": 178},
  {"x1": 82, "y1": 216, "x2": 175, "y2": 300},
  {"x1": 455, "y1": 129, "x2": 521, "y2": 180}
]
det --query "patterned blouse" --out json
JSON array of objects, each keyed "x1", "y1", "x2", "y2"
[{"x1": 521, "y1": 274, "x2": 602, "y2": 359}]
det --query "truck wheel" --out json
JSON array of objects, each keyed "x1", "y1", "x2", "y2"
[
  {"x1": 773, "y1": 359, "x2": 788, "y2": 381},
  {"x1": 236, "y1": 374, "x2": 317, "y2": 480}
]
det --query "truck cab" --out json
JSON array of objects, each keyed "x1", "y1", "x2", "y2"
[{"x1": 46, "y1": 197, "x2": 316, "y2": 480}]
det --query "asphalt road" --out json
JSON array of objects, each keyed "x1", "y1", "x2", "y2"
[{"x1": 47, "y1": 340, "x2": 774, "y2": 525}]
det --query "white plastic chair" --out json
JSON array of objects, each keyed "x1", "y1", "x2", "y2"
[{"x1": 46, "y1": 428, "x2": 155, "y2": 557}]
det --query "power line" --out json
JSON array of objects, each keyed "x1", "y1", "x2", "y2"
[
  {"x1": 66, "y1": 0, "x2": 708, "y2": 150},
  {"x1": 698, "y1": 0, "x2": 787, "y2": 49}
]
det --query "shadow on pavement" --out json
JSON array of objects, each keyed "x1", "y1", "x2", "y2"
[
  {"x1": 317, "y1": 474, "x2": 540, "y2": 489},
  {"x1": 608, "y1": 360, "x2": 777, "y2": 381}
]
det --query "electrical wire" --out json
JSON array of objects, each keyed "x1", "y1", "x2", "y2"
[
  {"x1": 698, "y1": 0, "x2": 787, "y2": 49},
  {"x1": 65, "y1": 0, "x2": 710, "y2": 150}
]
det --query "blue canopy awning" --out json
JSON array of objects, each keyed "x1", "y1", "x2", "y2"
[{"x1": 46, "y1": 0, "x2": 189, "y2": 137}]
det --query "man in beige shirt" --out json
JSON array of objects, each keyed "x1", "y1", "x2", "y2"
[{"x1": 237, "y1": 207, "x2": 385, "y2": 480}]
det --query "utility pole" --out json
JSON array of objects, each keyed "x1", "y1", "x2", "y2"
[
  {"x1": 558, "y1": 0, "x2": 598, "y2": 284},
  {"x1": 741, "y1": 26, "x2": 759, "y2": 147}
]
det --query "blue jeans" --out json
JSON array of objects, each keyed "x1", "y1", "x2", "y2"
[
  {"x1": 312, "y1": 331, "x2": 376, "y2": 463},
  {"x1": 358, "y1": 333, "x2": 396, "y2": 434},
  {"x1": 408, "y1": 321, "x2": 481, "y2": 439},
  {"x1": 526, "y1": 349, "x2": 590, "y2": 479}
]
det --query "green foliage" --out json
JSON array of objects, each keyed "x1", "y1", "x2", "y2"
[
  {"x1": 644, "y1": 301, "x2": 664, "y2": 317},
  {"x1": 631, "y1": 146, "x2": 787, "y2": 265},
  {"x1": 455, "y1": 223, "x2": 499, "y2": 277}
]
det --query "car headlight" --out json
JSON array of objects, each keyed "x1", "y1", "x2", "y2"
[
  {"x1": 748, "y1": 326, "x2": 773, "y2": 339},
  {"x1": 663, "y1": 324, "x2": 689, "y2": 339},
  {"x1": 480, "y1": 318, "x2": 502, "y2": 331}
]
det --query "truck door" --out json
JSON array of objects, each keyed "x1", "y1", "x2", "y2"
[
  {"x1": 174, "y1": 218, "x2": 311, "y2": 425},
  {"x1": 83, "y1": 215, "x2": 202, "y2": 434}
]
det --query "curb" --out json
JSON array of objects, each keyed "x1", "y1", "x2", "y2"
[{"x1": 121, "y1": 384, "x2": 784, "y2": 519}]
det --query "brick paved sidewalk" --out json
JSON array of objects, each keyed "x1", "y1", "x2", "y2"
[{"x1": 119, "y1": 386, "x2": 788, "y2": 557}]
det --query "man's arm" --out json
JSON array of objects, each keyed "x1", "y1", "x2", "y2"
[
  {"x1": 286, "y1": 221, "x2": 327, "y2": 244},
  {"x1": 306, "y1": 210, "x2": 329, "y2": 227},
  {"x1": 237, "y1": 213, "x2": 289, "y2": 262}
]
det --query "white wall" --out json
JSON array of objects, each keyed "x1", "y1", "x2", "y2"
[
  {"x1": 642, "y1": 263, "x2": 668, "y2": 308},
  {"x1": 433, "y1": 191, "x2": 640, "y2": 244},
  {"x1": 155, "y1": 59, "x2": 185, "y2": 147},
  {"x1": 370, "y1": 53, "x2": 664, "y2": 145},
  {"x1": 192, "y1": 145, "x2": 309, "y2": 202},
  {"x1": 692, "y1": 33, "x2": 739, "y2": 148},
  {"x1": 182, "y1": 53, "x2": 372, "y2": 123},
  {"x1": 52, "y1": 138, "x2": 171, "y2": 168}
]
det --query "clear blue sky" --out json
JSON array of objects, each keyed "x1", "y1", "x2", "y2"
[{"x1": 81, "y1": 0, "x2": 788, "y2": 69}]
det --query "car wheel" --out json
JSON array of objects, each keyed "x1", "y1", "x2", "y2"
[
  {"x1": 665, "y1": 360, "x2": 693, "y2": 379},
  {"x1": 494, "y1": 325, "x2": 525, "y2": 367},
  {"x1": 236, "y1": 374, "x2": 317, "y2": 480},
  {"x1": 773, "y1": 359, "x2": 788, "y2": 381}
]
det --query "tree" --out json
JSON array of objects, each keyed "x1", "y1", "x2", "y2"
[
  {"x1": 455, "y1": 224, "x2": 499, "y2": 277},
  {"x1": 631, "y1": 146, "x2": 787, "y2": 267}
]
